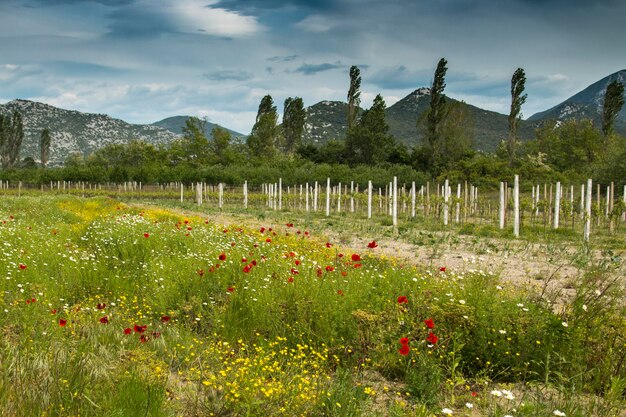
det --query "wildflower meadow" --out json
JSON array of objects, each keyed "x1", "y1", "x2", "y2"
[{"x1": 0, "y1": 195, "x2": 624, "y2": 416}]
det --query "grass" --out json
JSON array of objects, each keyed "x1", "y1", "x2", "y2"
[{"x1": 0, "y1": 195, "x2": 624, "y2": 416}]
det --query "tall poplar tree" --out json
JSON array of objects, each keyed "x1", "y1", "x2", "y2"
[
  {"x1": 601, "y1": 80, "x2": 625, "y2": 138},
  {"x1": 40, "y1": 128, "x2": 51, "y2": 168},
  {"x1": 347, "y1": 65, "x2": 361, "y2": 130},
  {"x1": 282, "y1": 97, "x2": 306, "y2": 153},
  {"x1": 424, "y1": 58, "x2": 448, "y2": 173},
  {"x1": 507, "y1": 68, "x2": 527, "y2": 166},
  {"x1": 247, "y1": 95, "x2": 279, "y2": 158}
]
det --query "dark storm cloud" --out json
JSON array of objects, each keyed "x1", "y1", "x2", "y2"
[
  {"x1": 204, "y1": 70, "x2": 254, "y2": 81},
  {"x1": 295, "y1": 63, "x2": 341, "y2": 75},
  {"x1": 28, "y1": 0, "x2": 134, "y2": 6},
  {"x1": 214, "y1": 0, "x2": 336, "y2": 12}
]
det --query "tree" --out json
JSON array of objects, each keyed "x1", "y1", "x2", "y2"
[
  {"x1": 247, "y1": 95, "x2": 280, "y2": 158},
  {"x1": 507, "y1": 68, "x2": 527, "y2": 166},
  {"x1": 0, "y1": 110, "x2": 24, "y2": 169},
  {"x1": 345, "y1": 94, "x2": 395, "y2": 165},
  {"x1": 423, "y1": 58, "x2": 448, "y2": 173},
  {"x1": 282, "y1": 97, "x2": 306, "y2": 153},
  {"x1": 40, "y1": 128, "x2": 51, "y2": 168},
  {"x1": 210, "y1": 126, "x2": 234, "y2": 164},
  {"x1": 347, "y1": 65, "x2": 361, "y2": 130},
  {"x1": 183, "y1": 117, "x2": 210, "y2": 163},
  {"x1": 601, "y1": 80, "x2": 625, "y2": 137}
]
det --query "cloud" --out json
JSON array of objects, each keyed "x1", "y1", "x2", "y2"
[
  {"x1": 267, "y1": 55, "x2": 298, "y2": 62},
  {"x1": 105, "y1": 0, "x2": 263, "y2": 38},
  {"x1": 368, "y1": 65, "x2": 433, "y2": 90},
  {"x1": 203, "y1": 70, "x2": 254, "y2": 81},
  {"x1": 295, "y1": 62, "x2": 342, "y2": 75}
]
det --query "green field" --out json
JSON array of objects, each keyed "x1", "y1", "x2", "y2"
[{"x1": 0, "y1": 195, "x2": 624, "y2": 416}]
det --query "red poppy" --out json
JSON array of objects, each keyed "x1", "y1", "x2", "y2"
[
  {"x1": 143, "y1": 233, "x2": 150, "y2": 238},
  {"x1": 97, "y1": 303, "x2": 106, "y2": 310},
  {"x1": 399, "y1": 344, "x2": 410, "y2": 355},
  {"x1": 399, "y1": 337, "x2": 410, "y2": 345},
  {"x1": 51, "y1": 309, "x2": 57, "y2": 314},
  {"x1": 294, "y1": 259, "x2": 300, "y2": 266},
  {"x1": 426, "y1": 332, "x2": 439, "y2": 344},
  {"x1": 471, "y1": 391, "x2": 478, "y2": 397},
  {"x1": 227, "y1": 287, "x2": 235, "y2": 292},
  {"x1": 151, "y1": 332, "x2": 161, "y2": 338},
  {"x1": 260, "y1": 227, "x2": 266, "y2": 233},
  {"x1": 287, "y1": 277, "x2": 294, "y2": 283},
  {"x1": 290, "y1": 268, "x2": 299, "y2": 275},
  {"x1": 424, "y1": 318, "x2": 435, "y2": 329},
  {"x1": 124, "y1": 328, "x2": 132, "y2": 335},
  {"x1": 230, "y1": 242, "x2": 236, "y2": 247},
  {"x1": 351, "y1": 254, "x2": 361, "y2": 262},
  {"x1": 286, "y1": 223, "x2": 293, "y2": 227},
  {"x1": 265, "y1": 238, "x2": 272, "y2": 243},
  {"x1": 197, "y1": 269, "x2": 204, "y2": 276},
  {"x1": 316, "y1": 268, "x2": 323, "y2": 277},
  {"x1": 134, "y1": 324, "x2": 147, "y2": 333},
  {"x1": 353, "y1": 263, "x2": 362, "y2": 268},
  {"x1": 140, "y1": 334, "x2": 149, "y2": 343},
  {"x1": 160, "y1": 315, "x2": 170, "y2": 323},
  {"x1": 184, "y1": 219, "x2": 189, "y2": 224},
  {"x1": 337, "y1": 290, "x2": 344, "y2": 296},
  {"x1": 367, "y1": 240, "x2": 378, "y2": 249},
  {"x1": 243, "y1": 264, "x2": 251, "y2": 273},
  {"x1": 99, "y1": 316, "x2": 109, "y2": 324},
  {"x1": 325, "y1": 265, "x2": 335, "y2": 272},
  {"x1": 341, "y1": 271, "x2": 347, "y2": 276},
  {"x1": 397, "y1": 295, "x2": 408, "y2": 304},
  {"x1": 338, "y1": 253, "x2": 343, "y2": 258},
  {"x1": 19, "y1": 263, "x2": 27, "y2": 270},
  {"x1": 223, "y1": 229, "x2": 228, "y2": 233},
  {"x1": 218, "y1": 253, "x2": 226, "y2": 261},
  {"x1": 325, "y1": 242, "x2": 332, "y2": 248},
  {"x1": 59, "y1": 319, "x2": 67, "y2": 327},
  {"x1": 439, "y1": 266, "x2": 446, "y2": 272},
  {"x1": 251, "y1": 260, "x2": 257, "y2": 266}
]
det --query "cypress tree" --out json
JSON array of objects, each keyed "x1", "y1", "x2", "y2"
[
  {"x1": 282, "y1": 97, "x2": 306, "y2": 153},
  {"x1": 40, "y1": 128, "x2": 51, "y2": 168}
]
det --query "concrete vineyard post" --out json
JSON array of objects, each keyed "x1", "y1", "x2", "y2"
[
  {"x1": 325, "y1": 178, "x2": 330, "y2": 217},
  {"x1": 392, "y1": 177, "x2": 398, "y2": 227},
  {"x1": 584, "y1": 179, "x2": 592, "y2": 242},
  {"x1": 411, "y1": 181, "x2": 416, "y2": 218},
  {"x1": 554, "y1": 181, "x2": 560, "y2": 229},
  {"x1": 514, "y1": 175, "x2": 520, "y2": 237},
  {"x1": 367, "y1": 180, "x2": 373, "y2": 219},
  {"x1": 443, "y1": 179, "x2": 449, "y2": 226},
  {"x1": 499, "y1": 182, "x2": 505, "y2": 229}
]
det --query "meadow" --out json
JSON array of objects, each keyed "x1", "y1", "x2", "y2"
[{"x1": 0, "y1": 194, "x2": 624, "y2": 416}]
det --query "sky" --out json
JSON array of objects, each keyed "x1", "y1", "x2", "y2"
[{"x1": 0, "y1": 0, "x2": 625, "y2": 134}]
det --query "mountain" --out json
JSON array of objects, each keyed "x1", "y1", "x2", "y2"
[
  {"x1": 529, "y1": 70, "x2": 626, "y2": 136},
  {"x1": 302, "y1": 101, "x2": 361, "y2": 143},
  {"x1": 302, "y1": 89, "x2": 534, "y2": 152},
  {"x1": 0, "y1": 100, "x2": 178, "y2": 165},
  {"x1": 152, "y1": 116, "x2": 245, "y2": 141}
]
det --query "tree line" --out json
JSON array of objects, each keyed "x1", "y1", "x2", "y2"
[{"x1": 1, "y1": 60, "x2": 625, "y2": 188}]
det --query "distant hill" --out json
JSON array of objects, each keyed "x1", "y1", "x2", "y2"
[
  {"x1": 152, "y1": 116, "x2": 245, "y2": 141},
  {"x1": 302, "y1": 88, "x2": 534, "y2": 152},
  {"x1": 0, "y1": 99, "x2": 177, "y2": 165},
  {"x1": 529, "y1": 69, "x2": 626, "y2": 136}
]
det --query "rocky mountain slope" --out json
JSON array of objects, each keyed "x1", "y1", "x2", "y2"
[
  {"x1": 528, "y1": 69, "x2": 626, "y2": 135},
  {"x1": 0, "y1": 100, "x2": 178, "y2": 165}
]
